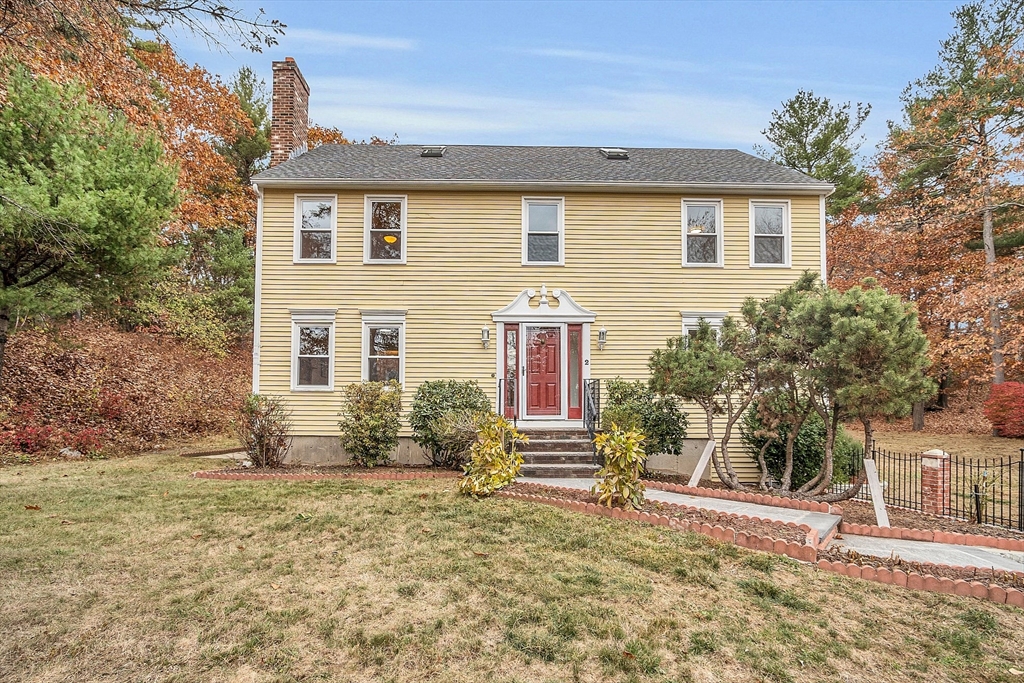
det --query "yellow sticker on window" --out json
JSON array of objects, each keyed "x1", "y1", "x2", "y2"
[{"x1": 383, "y1": 235, "x2": 397, "y2": 244}]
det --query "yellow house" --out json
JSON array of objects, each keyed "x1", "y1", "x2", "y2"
[{"x1": 252, "y1": 59, "x2": 833, "y2": 480}]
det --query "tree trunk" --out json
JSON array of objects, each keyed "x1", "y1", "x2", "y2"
[
  {"x1": 0, "y1": 307, "x2": 9, "y2": 389},
  {"x1": 756, "y1": 441, "x2": 771, "y2": 490},
  {"x1": 704, "y1": 410, "x2": 729, "y2": 487},
  {"x1": 912, "y1": 402, "x2": 925, "y2": 432},
  {"x1": 937, "y1": 371, "x2": 950, "y2": 410},
  {"x1": 981, "y1": 123, "x2": 1005, "y2": 385},
  {"x1": 862, "y1": 417, "x2": 873, "y2": 456}
]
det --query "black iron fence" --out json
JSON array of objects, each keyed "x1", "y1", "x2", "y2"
[
  {"x1": 826, "y1": 443, "x2": 1024, "y2": 531},
  {"x1": 825, "y1": 443, "x2": 923, "y2": 512},
  {"x1": 949, "y1": 451, "x2": 1024, "y2": 531}
]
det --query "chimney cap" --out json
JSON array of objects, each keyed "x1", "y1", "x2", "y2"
[{"x1": 285, "y1": 56, "x2": 295, "y2": 62}]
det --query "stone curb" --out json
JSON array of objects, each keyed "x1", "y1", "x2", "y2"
[
  {"x1": 838, "y1": 521, "x2": 1024, "y2": 552},
  {"x1": 814, "y1": 558, "x2": 1024, "y2": 607},
  {"x1": 495, "y1": 490, "x2": 818, "y2": 563},
  {"x1": 644, "y1": 481, "x2": 842, "y2": 516},
  {"x1": 192, "y1": 469, "x2": 461, "y2": 482},
  {"x1": 177, "y1": 447, "x2": 245, "y2": 458}
]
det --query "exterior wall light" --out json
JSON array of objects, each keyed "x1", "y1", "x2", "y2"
[
  {"x1": 598, "y1": 327, "x2": 607, "y2": 350},
  {"x1": 481, "y1": 325, "x2": 490, "y2": 349}
]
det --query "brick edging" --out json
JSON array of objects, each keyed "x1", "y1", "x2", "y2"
[
  {"x1": 839, "y1": 521, "x2": 1024, "y2": 552},
  {"x1": 645, "y1": 480, "x2": 842, "y2": 515},
  {"x1": 496, "y1": 490, "x2": 818, "y2": 562},
  {"x1": 192, "y1": 469, "x2": 460, "y2": 482},
  {"x1": 814, "y1": 558, "x2": 1024, "y2": 607}
]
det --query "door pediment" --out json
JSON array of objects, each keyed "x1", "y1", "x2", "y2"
[{"x1": 491, "y1": 285, "x2": 596, "y2": 323}]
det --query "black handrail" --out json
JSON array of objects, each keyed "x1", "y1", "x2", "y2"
[
  {"x1": 498, "y1": 377, "x2": 517, "y2": 427},
  {"x1": 584, "y1": 378, "x2": 601, "y2": 465}
]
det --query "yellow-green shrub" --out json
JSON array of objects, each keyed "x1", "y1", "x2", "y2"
[
  {"x1": 458, "y1": 413, "x2": 528, "y2": 496},
  {"x1": 592, "y1": 425, "x2": 646, "y2": 509}
]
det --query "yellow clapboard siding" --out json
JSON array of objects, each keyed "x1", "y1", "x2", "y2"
[{"x1": 257, "y1": 189, "x2": 823, "y2": 481}]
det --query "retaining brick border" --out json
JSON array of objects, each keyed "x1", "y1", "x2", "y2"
[
  {"x1": 645, "y1": 480, "x2": 842, "y2": 516},
  {"x1": 814, "y1": 558, "x2": 1024, "y2": 607},
  {"x1": 838, "y1": 521, "x2": 1024, "y2": 553},
  {"x1": 496, "y1": 489, "x2": 818, "y2": 562},
  {"x1": 192, "y1": 469, "x2": 460, "y2": 482}
]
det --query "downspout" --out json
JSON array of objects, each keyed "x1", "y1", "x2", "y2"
[
  {"x1": 252, "y1": 183, "x2": 264, "y2": 394},
  {"x1": 819, "y1": 193, "x2": 827, "y2": 286}
]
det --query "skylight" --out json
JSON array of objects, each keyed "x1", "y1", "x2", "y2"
[
  {"x1": 420, "y1": 145, "x2": 446, "y2": 158},
  {"x1": 600, "y1": 147, "x2": 629, "y2": 160}
]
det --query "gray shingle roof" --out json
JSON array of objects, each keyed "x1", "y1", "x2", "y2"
[{"x1": 253, "y1": 144, "x2": 831, "y2": 191}]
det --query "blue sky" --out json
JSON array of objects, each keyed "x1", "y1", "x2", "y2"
[{"x1": 173, "y1": 0, "x2": 962, "y2": 154}]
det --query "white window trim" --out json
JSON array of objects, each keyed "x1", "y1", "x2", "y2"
[
  {"x1": 521, "y1": 197, "x2": 565, "y2": 266},
  {"x1": 361, "y1": 311, "x2": 407, "y2": 385},
  {"x1": 681, "y1": 198, "x2": 725, "y2": 268},
  {"x1": 749, "y1": 199, "x2": 792, "y2": 268},
  {"x1": 681, "y1": 311, "x2": 727, "y2": 336},
  {"x1": 363, "y1": 195, "x2": 408, "y2": 265},
  {"x1": 290, "y1": 310, "x2": 337, "y2": 392},
  {"x1": 293, "y1": 194, "x2": 337, "y2": 264}
]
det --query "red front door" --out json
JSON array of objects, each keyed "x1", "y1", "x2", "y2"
[{"x1": 526, "y1": 326, "x2": 561, "y2": 416}]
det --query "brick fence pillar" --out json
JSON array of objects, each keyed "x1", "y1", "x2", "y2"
[{"x1": 920, "y1": 449, "x2": 950, "y2": 516}]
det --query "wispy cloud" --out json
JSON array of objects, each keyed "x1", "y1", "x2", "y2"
[
  {"x1": 524, "y1": 48, "x2": 704, "y2": 74},
  {"x1": 283, "y1": 28, "x2": 415, "y2": 53},
  {"x1": 308, "y1": 77, "x2": 767, "y2": 146}
]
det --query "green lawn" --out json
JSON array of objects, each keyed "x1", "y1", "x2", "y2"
[{"x1": 2, "y1": 455, "x2": 1024, "y2": 682}]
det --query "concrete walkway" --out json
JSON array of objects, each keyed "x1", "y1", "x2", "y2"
[
  {"x1": 518, "y1": 477, "x2": 1024, "y2": 571},
  {"x1": 520, "y1": 477, "x2": 842, "y2": 543},
  {"x1": 832, "y1": 534, "x2": 1024, "y2": 573}
]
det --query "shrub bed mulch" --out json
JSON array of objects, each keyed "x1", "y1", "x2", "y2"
[
  {"x1": 506, "y1": 482, "x2": 814, "y2": 546},
  {"x1": 840, "y1": 500, "x2": 1024, "y2": 544},
  {"x1": 193, "y1": 465, "x2": 460, "y2": 481}
]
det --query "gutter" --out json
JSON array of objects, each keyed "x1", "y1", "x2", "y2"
[{"x1": 250, "y1": 177, "x2": 835, "y2": 196}]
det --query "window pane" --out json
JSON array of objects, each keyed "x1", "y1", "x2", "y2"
[
  {"x1": 755, "y1": 205, "x2": 785, "y2": 235},
  {"x1": 369, "y1": 230, "x2": 403, "y2": 260},
  {"x1": 686, "y1": 205, "x2": 717, "y2": 234},
  {"x1": 569, "y1": 329, "x2": 581, "y2": 410},
  {"x1": 369, "y1": 326, "x2": 400, "y2": 355},
  {"x1": 371, "y1": 201, "x2": 402, "y2": 231},
  {"x1": 298, "y1": 326, "x2": 329, "y2": 356},
  {"x1": 687, "y1": 234, "x2": 717, "y2": 263},
  {"x1": 368, "y1": 357, "x2": 400, "y2": 382},
  {"x1": 300, "y1": 230, "x2": 332, "y2": 259},
  {"x1": 527, "y1": 233, "x2": 559, "y2": 262},
  {"x1": 302, "y1": 200, "x2": 333, "y2": 230},
  {"x1": 754, "y1": 235, "x2": 785, "y2": 264},
  {"x1": 298, "y1": 357, "x2": 330, "y2": 386},
  {"x1": 528, "y1": 203, "x2": 559, "y2": 233}
]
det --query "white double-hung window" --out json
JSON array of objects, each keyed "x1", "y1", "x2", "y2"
[
  {"x1": 361, "y1": 311, "x2": 406, "y2": 384},
  {"x1": 522, "y1": 197, "x2": 564, "y2": 265},
  {"x1": 750, "y1": 200, "x2": 791, "y2": 267},
  {"x1": 291, "y1": 311, "x2": 336, "y2": 391},
  {"x1": 364, "y1": 196, "x2": 407, "y2": 263},
  {"x1": 682, "y1": 199, "x2": 724, "y2": 267},
  {"x1": 294, "y1": 196, "x2": 336, "y2": 262}
]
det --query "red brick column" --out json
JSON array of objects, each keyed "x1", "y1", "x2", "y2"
[{"x1": 920, "y1": 449, "x2": 950, "y2": 516}]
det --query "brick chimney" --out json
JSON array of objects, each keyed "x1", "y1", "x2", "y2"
[{"x1": 270, "y1": 57, "x2": 310, "y2": 167}]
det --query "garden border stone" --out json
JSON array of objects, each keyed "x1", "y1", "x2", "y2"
[
  {"x1": 838, "y1": 521, "x2": 1024, "y2": 553},
  {"x1": 192, "y1": 469, "x2": 460, "y2": 481},
  {"x1": 645, "y1": 480, "x2": 842, "y2": 515}
]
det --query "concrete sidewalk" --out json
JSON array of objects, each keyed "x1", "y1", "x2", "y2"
[
  {"x1": 520, "y1": 476, "x2": 842, "y2": 543},
  {"x1": 517, "y1": 476, "x2": 1024, "y2": 571}
]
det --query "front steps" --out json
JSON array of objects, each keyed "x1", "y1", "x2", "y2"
[{"x1": 518, "y1": 428, "x2": 599, "y2": 478}]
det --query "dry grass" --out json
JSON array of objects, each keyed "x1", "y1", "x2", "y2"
[
  {"x1": 3, "y1": 456, "x2": 1024, "y2": 682},
  {"x1": 870, "y1": 428, "x2": 1024, "y2": 460}
]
